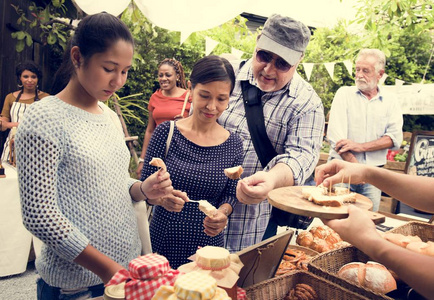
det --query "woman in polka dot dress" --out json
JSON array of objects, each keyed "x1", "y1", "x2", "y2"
[{"x1": 140, "y1": 55, "x2": 243, "y2": 268}]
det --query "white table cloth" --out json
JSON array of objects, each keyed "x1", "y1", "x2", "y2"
[{"x1": 0, "y1": 163, "x2": 42, "y2": 277}]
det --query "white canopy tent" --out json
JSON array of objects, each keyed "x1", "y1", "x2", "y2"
[{"x1": 72, "y1": 0, "x2": 358, "y2": 32}]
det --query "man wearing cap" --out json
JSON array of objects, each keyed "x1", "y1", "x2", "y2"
[{"x1": 219, "y1": 14, "x2": 324, "y2": 252}]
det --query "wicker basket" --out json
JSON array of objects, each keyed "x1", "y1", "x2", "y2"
[
  {"x1": 245, "y1": 270, "x2": 370, "y2": 300},
  {"x1": 388, "y1": 221, "x2": 434, "y2": 241},
  {"x1": 308, "y1": 246, "x2": 393, "y2": 300}
]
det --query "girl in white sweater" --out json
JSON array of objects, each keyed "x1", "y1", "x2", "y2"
[{"x1": 15, "y1": 13, "x2": 174, "y2": 300}]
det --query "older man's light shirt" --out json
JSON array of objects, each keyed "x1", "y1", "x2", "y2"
[{"x1": 327, "y1": 86, "x2": 403, "y2": 166}]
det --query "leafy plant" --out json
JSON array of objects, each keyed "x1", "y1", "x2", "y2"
[{"x1": 10, "y1": 0, "x2": 73, "y2": 52}]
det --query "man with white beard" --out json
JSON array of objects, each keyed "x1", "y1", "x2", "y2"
[{"x1": 326, "y1": 49, "x2": 403, "y2": 212}]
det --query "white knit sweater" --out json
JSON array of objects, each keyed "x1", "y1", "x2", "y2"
[{"x1": 15, "y1": 96, "x2": 141, "y2": 289}]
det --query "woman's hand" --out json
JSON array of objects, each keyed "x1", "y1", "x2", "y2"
[
  {"x1": 159, "y1": 190, "x2": 189, "y2": 212},
  {"x1": 141, "y1": 168, "x2": 173, "y2": 200},
  {"x1": 315, "y1": 160, "x2": 368, "y2": 187},
  {"x1": 203, "y1": 210, "x2": 228, "y2": 237},
  {"x1": 135, "y1": 162, "x2": 144, "y2": 179}
]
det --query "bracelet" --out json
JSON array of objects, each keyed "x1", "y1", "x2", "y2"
[
  {"x1": 138, "y1": 158, "x2": 145, "y2": 163},
  {"x1": 139, "y1": 181, "x2": 149, "y2": 202}
]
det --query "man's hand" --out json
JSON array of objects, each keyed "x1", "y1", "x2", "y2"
[
  {"x1": 236, "y1": 171, "x2": 275, "y2": 204},
  {"x1": 335, "y1": 139, "x2": 364, "y2": 154}
]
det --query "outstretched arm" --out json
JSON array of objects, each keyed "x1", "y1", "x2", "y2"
[
  {"x1": 315, "y1": 160, "x2": 434, "y2": 213},
  {"x1": 323, "y1": 205, "x2": 434, "y2": 299}
]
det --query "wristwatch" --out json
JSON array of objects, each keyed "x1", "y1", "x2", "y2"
[{"x1": 138, "y1": 158, "x2": 145, "y2": 163}]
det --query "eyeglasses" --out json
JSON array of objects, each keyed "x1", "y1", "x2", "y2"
[{"x1": 255, "y1": 49, "x2": 292, "y2": 72}]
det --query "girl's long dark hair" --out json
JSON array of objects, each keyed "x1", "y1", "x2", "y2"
[{"x1": 51, "y1": 12, "x2": 134, "y2": 94}]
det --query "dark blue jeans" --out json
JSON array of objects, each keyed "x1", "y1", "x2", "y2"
[{"x1": 37, "y1": 277, "x2": 104, "y2": 300}]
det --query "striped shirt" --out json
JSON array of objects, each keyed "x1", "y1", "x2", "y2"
[{"x1": 219, "y1": 59, "x2": 325, "y2": 252}]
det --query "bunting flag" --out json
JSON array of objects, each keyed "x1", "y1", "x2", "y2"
[
  {"x1": 180, "y1": 31, "x2": 193, "y2": 45},
  {"x1": 324, "y1": 62, "x2": 336, "y2": 80},
  {"x1": 302, "y1": 63, "x2": 314, "y2": 81},
  {"x1": 379, "y1": 73, "x2": 388, "y2": 85},
  {"x1": 231, "y1": 47, "x2": 244, "y2": 59},
  {"x1": 343, "y1": 60, "x2": 353, "y2": 75},
  {"x1": 395, "y1": 79, "x2": 405, "y2": 86},
  {"x1": 205, "y1": 37, "x2": 219, "y2": 55}
]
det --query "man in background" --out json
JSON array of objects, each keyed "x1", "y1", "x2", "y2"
[{"x1": 327, "y1": 48, "x2": 403, "y2": 212}]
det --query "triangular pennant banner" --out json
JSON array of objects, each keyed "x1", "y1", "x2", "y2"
[
  {"x1": 379, "y1": 73, "x2": 388, "y2": 85},
  {"x1": 343, "y1": 60, "x2": 353, "y2": 75},
  {"x1": 231, "y1": 47, "x2": 244, "y2": 59},
  {"x1": 302, "y1": 63, "x2": 314, "y2": 81},
  {"x1": 324, "y1": 62, "x2": 336, "y2": 80},
  {"x1": 205, "y1": 37, "x2": 219, "y2": 56},
  {"x1": 180, "y1": 31, "x2": 193, "y2": 45},
  {"x1": 395, "y1": 79, "x2": 405, "y2": 86}
]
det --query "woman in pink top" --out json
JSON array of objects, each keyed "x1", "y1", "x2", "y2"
[{"x1": 136, "y1": 58, "x2": 191, "y2": 177}]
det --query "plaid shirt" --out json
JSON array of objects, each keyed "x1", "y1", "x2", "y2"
[{"x1": 219, "y1": 59, "x2": 324, "y2": 252}]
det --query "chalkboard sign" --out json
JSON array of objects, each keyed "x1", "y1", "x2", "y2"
[{"x1": 405, "y1": 130, "x2": 434, "y2": 177}]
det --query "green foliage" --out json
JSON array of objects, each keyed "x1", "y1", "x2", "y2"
[{"x1": 10, "y1": 0, "x2": 72, "y2": 52}]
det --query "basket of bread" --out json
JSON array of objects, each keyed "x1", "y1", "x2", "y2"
[
  {"x1": 275, "y1": 245, "x2": 319, "y2": 276},
  {"x1": 308, "y1": 246, "x2": 395, "y2": 300},
  {"x1": 384, "y1": 221, "x2": 434, "y2": 255},
  {"x1": 296, "y1": 225, "x2": 350, "y2": 253},
  {"x1": 245, "y1": 270, "x2": 371, "y2": 300}
]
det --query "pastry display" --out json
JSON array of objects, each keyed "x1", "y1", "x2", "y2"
[
  {"x1": 276, "y1": 247, "x2": 317, "y2": 275},
  {"x1": 284, "y1": 283, "x2": 318, "y2": 300},
  {"x1": 383, "y1": 232, "x2": 434, "y2": 256},
  {"x1": 224, "y1": 166, "x2": 243, "y2": 179},
  {"x1": 337, "y1": 261, "x2": 397, "y2": 294},
  {"x1": 296, "y1": 225, "x2": 350, "y2": 253}
]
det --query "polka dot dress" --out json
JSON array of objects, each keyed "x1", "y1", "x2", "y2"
[{"x1": 141, "y1": 121, "x2": 244, "y2": 269}]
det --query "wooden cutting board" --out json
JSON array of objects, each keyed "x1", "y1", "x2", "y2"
[{"x1": 268, "y1": 186, "x2": 374, "y2": 220}]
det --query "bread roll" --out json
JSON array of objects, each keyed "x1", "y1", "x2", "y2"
[
  {"x1": 296, "y1": 231, "x2": 314, "y2": 248},
  {"x1": 224, "y1": 165, "x2": 243, "y2": 179},
  {"x1": 383, "y1": 233, "x2": 422, "y2": 248},
  {"x1": 338, "y1": 261, "x2": 397, "y2": 294},
  {"x1": 310, "y1": 237, "x2": 331, "y2": 253}
]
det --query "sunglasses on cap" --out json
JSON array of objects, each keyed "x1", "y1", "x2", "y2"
[{"x1": 255, "y1": 49, "x2": 293, "y2": 72}]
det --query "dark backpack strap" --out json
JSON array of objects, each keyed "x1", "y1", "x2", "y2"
[{"x1": 241, "y1": 80, "x2": 278, "y2": 168}]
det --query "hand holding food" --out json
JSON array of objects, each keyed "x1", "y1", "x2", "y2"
[
  {"x1": 203, "y1": 209, "x2": 228, "y2": 237},
  {"x1": 149, "y1": 157, "x2": 167, "y2": 171},
  {"x1": 159, "y1": 190, "x2": 189, "y2": 212}
]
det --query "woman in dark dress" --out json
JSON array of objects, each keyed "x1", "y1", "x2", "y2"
[{"x1": 140, "y1": 55, "x2": 243, "y2": 268}]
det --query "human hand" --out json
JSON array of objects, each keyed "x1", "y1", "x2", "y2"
[
  {"x1": 141, "y1": 168, "x2": 173, "y2": 199},
  {"x1": 203, "y1": 210, "x2": 228, "y2": 237},
  {"x1": 315, "y1": 160, "x2": 367, "y2": 187},
  {"x1": 335, "y1": 139, "x2": 364, "y2": 154},
  {"x1": 236, "y1": 171, "x2": 274, "y2": 204},
  {"x1": 135, "y1": 162, "x2": 144, "y2": 179},
  {"x1": 322, "y1": 205, "x2": 381, "y2": 248},
  {"x1": 160, "y1": 190, "x2": 189, "y2": 212}
]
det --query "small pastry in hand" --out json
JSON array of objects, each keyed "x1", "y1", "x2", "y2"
[
  {"x1": 224, "y1": 165, "x2": 243, "y2": 179},
  {"x1": 149, "y1": 157, "x2": 167, "y2": 171},
  {"x1": 198, "y1": 200, "x2": 217, "y2": 217}
]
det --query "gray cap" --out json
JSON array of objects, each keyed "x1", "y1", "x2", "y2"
[{"x1": 257, "y1": 14, "x2": 311, "y2": 66}]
